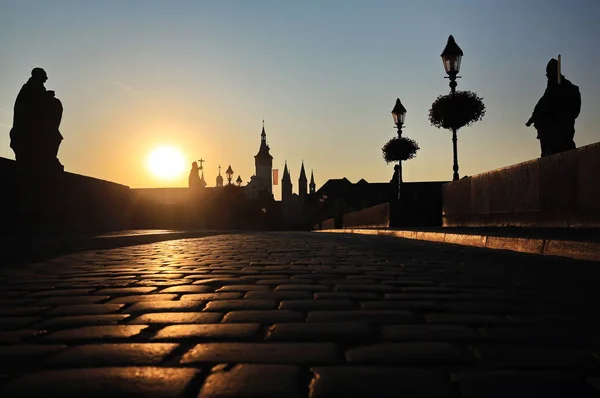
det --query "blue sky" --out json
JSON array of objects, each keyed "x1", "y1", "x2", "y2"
[{"x1": 1, "y1": 0, "x2": 598, "y2": 198}]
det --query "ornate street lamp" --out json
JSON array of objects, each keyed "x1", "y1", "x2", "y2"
[
  {"x1": 441, "y1": 35, "x2": 463, "y2": 94},
  {"x1": 236, "y1": 175, "x2": 243, "y2": 187},
  {"x1": 226, "y1": 165, "x2": 234, "y2": 185},
  {"x1": 441, "y1": 35, "x2": 463, "y2": 180},
  {"x1": 391, "y1": 98, "x2": 407, "y2": 199}
]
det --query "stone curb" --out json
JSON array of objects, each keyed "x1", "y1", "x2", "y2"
[{"x1": 316, "y1": 229, "x2": 600, "y2": 262}]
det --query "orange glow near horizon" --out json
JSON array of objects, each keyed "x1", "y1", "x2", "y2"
[{"x1": 146, "y1": 146, "x2": 186, "y2": 180}]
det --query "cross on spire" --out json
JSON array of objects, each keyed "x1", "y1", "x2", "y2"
[{"x1": 197, "y1": 158, "x2": 204, "y2": 170}]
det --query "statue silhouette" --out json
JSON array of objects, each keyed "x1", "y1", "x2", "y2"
[
  {"x1": 9, "y1": 68, "x2": 64, "y2": 171},
  {"x1": 526, "y1": 59, "x2": 581, "y2": 157},
  {"x1": 188, "y1": 161, "x2": 202, "y2": 188}
]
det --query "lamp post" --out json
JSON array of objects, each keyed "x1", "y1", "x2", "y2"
[
  {"x1": 226, "y1": 165, "x2": 234, "y2": 185},
  {"x1": 391, "y1": 98, "x2": 407, "y2": 200},
  {"x1": 441, "y1": 35, "x2": 464, "y2": 181}
]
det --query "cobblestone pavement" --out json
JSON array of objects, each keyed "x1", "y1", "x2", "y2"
[{"x1": 1, "y1": 231, "x2": 600, "y2": 397}]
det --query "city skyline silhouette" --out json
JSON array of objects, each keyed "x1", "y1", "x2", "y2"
[{"x1": 1, "y1": 1, "x2": 598, "y2": 201}]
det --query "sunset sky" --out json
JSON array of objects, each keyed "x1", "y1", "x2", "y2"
[{"x1": 1, "y1": 0, "x2": 598, "y2": 200}]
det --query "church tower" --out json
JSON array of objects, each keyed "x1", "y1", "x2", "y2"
[
  {"x1": 254, "y1": 122, "x2": 273, "y2": 195},
  {"x1": 281, "y1": 161, "x2": 292, "y2": 202},
  {"x1": 309, "y1": 169, "x2": 316, "y2": 194},
  {"x1": 298, "y1": 161, "x2": 307, "y2": 200}
]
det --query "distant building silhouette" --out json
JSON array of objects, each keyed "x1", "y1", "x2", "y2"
[{"x1": 216, "y1": 165, "x2": 223, "y2": 187}]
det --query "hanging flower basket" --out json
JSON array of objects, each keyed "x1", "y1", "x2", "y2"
[
  {"x1": 428, "y1": 90, "x2": 486, "y2": 131},
  {"x1": 382, "y1": 136, "x2": 420, "y2": 163}
]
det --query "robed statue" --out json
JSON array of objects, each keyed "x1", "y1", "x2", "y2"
[
  {"x1": 526, "y1": 58, "x2": 581, "y2": 157},
  {"x1": 188, "y1": 161, "x2": 202, "y2": 188},
  {"x1": 9, "y1": 68, "x2": 64, "y2": 171}
]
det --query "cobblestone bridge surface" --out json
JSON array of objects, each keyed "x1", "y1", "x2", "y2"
[{"x1": 1, "y1": 232, "x2": 600, "y2": 397}]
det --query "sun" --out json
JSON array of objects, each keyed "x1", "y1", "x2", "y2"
[{"x1": 147, "y1": 146, "x2": 186, "y2": 180}]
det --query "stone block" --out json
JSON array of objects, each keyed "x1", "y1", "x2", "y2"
[
  {"x1": 108, "y1": 294, "x2": 178, "y2": 304},
  {"x1": 45, "y1": 304, "x2": 124, "y2": 316},
  {"x1": 307, "y1": 310, "x2": 416, "y2": 324},
  {"x1": 43, "y1": 325, "x2": 148, "y2": 341},
  {"x1": 346, "y1": 342, "x2": 470, "y2": 364},
  {"x1": 159, "y1": 285, "x2": 213, "y2": 293},
  {"x1": 215, "y1": 285, "x2": 270, "y2": 292},
  {"x1": 267, "y1": 322, "x2": 371, "y2": 341},
  {"x1": 222, "y1": 310, "x2": 304, "y2": 324},
  {"x1": 153, "y1": 323, "x2": 261, "y2": 340},
  {"x1": 381, "y1": 324, "x2": 477, "y2": 342},
  {"x1": 180, "y1": 293, "x2": 242, "y2": 301},
  {"x1": 198, "y1": 364, "x2": 303, "y2": 398},
  {"x1": 426, "y1": 313, "x2": 513, "y2": 326},
  {"x1": 203, "y1": 299, "x2": 276, "y2": 312},
  {"x1": 35, "y1": 314, "x2": 130, "y2": 329},
  {"x1": 245, "y1": 291, "x2": 313, "y2": 300},
  {"x1": 279, "y1": 299, "x2": 356, "y2": 311},
  {"x1": 125, "y1": 300, "x2": 205, "y2": 313},
  {"x1": 46, "y1": 343, "x2": 178, "y2": 366},
  {"x1": 96, "y1": 287, "x2": 157, "y2": 295},
  {"x1": 180, "y1": 342, "x2": 339, "y2": 365},
  {"x1": 129, "y1": 312, "x2": 222, "y2": 324}
]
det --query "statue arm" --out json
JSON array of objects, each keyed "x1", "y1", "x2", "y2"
[{"x1": 526, "y1": 96, "x2": 545, "y2": 126}]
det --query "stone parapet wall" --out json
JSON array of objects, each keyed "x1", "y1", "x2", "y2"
[
  {"x1": 342, "y1": 203, "x2": 390, "y2": 228},
  {"x1": 1, "y1": 157, "x2": 131, "y2": 234},
  {"x1": 442, "y1": 142, "x2": 600, "y2": 228}
]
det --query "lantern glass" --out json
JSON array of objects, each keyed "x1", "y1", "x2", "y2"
[
  {"x1": 391, "y1": 98, "x2": 407, "y2": 127},
  {"x1": 441, "y1": 35, "x2": 463, "y2": 74}
]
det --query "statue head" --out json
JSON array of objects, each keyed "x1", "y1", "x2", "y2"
[
  {"x1": 191, "y1": 161, "x2": 198, "y2": 170},
  {"x1": 546, "y1": 58, "x2": 559, "y2": 82},
  {"x1": 31, "y1": 67, "x2": 48, "y2": 83}
]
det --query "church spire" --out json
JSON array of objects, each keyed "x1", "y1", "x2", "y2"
[
  {"x1": 309, "y1": 169, "x2": 316, "y2": 194},
  {"x1": 282, "y1": 161, "x2": 291, "y2": 182},
  {"x1": 281, "y1": 161, "x2": 292, "y2": 201},
  {"x1": 298, "y1": 160, "x2": 307, "y2": 199},
  {"x1": 299, "y1": 161, "x2": 307, "y2": 182}
]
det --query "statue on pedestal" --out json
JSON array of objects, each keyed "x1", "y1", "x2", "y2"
[
  {"x1": 9, "y1": 68, "x2": 64, "y2": 172},
  {"x1": 526, "y1": 58, "x2": 581, "y2": 158}
]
